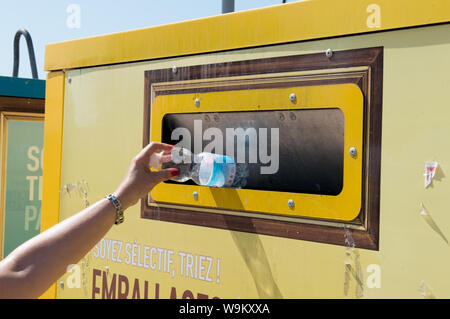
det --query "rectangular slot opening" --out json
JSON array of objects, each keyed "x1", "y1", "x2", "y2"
[{"x1": 161, "y1": 108, "x2": 344, "y2": 195}]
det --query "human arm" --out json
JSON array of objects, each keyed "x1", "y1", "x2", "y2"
[{"x1": 0, "y1": 142, "x2": 178, "y2": 299}]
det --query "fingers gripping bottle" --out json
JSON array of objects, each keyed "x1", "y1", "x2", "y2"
[{"x1": 152, "y1": 147, "x2": 248, "y2": 188}]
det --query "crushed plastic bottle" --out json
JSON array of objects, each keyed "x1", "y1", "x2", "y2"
[{"x1": 152, "y1": 147, "x2": 248, "y2": 188}]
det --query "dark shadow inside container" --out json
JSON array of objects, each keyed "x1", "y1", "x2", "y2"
[{"x1": 161, "y1": 108, "x2": 344, "y2": 195}]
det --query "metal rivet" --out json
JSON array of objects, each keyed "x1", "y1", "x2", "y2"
[
  {"x1": 325, "y1": 48, "x2": 333, "y2": 58},
  {"x1": 349, "y1": 147, "x2": 357, "y2": 157},
  {"x1": 60, "y1": 281, "x2": 64, "y2": 289},
  {"x1": 193, "y1": 192, "x2": 198, "y2": 200},
  {"x1": 289, "y1": 93, "x2": 296, "y2": 103},
  {"x1": 288, "y1": 199, "x2": 295, "y2": 209},
  {"x1": 172, "y1": 66, "x2": 177, "y2": 74},
  {"x1": 67, "y1": 77, "x2": 72, "y2": 84},
  {"x1": 194, "y1": 98, "x2": 200, "y2": 107}
]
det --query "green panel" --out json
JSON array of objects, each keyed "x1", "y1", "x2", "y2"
[
  {"x1": 0, "y1": 76, "x2": 45, "y2": 99},
  {"x1": 3, "y1": 120, "x2": 44, "y2": 257}
]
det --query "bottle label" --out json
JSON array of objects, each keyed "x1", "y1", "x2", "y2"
[{"x1": 203, "y1": 154, "x2": 236, "y2": 187}]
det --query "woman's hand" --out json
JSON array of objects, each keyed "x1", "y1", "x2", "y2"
[
  {"x1": 0, "y1": 142, "x2": 180, "y2": 298},
  {"x1": 114, "y1": 142, "x2": 179, "y2": 209}
]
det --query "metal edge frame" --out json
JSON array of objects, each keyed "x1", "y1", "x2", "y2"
[
  {"x1": 44, "y1": 0, "x2": 449, "y2": 72},
  {"x1": 39, "y1": 71, "x2": 65, "y2": 299}
]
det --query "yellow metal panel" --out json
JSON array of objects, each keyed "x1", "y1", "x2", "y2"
[
  {"x1": 47, "y1": 24, "x2": 450, "y2": 298},
  {"x1": 39, "y1": 71, "x2": 65, "y2": 299},
  {"x1": 44, "y1": 0, "x2": 450, "y2": 72},
  {"x1": 150, "y1": 84, "x2": 363, "y2": 221}
]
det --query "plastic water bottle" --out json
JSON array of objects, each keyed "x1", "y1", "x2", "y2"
[{"x1": 152, "y1": 147, "x2": 248, "y2": 188}]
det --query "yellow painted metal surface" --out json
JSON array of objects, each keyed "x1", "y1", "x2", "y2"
[
  {"x1": 39, "y1": 71, "x2": 65, "y2": 299},
  {"x1": 150, "y1": 84, "x2": 363, "y2": 221},
  {"x1": 41, "y1": 23, "x2": 450, "y2": 299},
  {"x1": 44, "y1": 0, "x2": 450, "y2": 72}
]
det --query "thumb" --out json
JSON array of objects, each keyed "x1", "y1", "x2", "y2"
[{"x1": 153, "y1": 168, "x2": 180, "y2": 183}]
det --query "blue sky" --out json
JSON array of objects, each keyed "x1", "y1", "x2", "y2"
[{"x1": 0, "y1": 0, "x2": 290, "y2": 79}]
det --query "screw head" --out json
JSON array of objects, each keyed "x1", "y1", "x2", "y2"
[
  {"x1": 67, "y1": 77, "x2": 72, "y2": 84},
  {"x1": 289, "y1": 93, "x2": 297, "y2": 103},
  {"x1": 325, "y1": 48, "x2": 333, "y2": 58},
  {"x1": 194, "y1": 98, "x2": 200, "y2": 107},
  {"x1": 349, "y1": 147, "x2": 357, "y2": 157},
  {"x1": 60, "y1": 281, "x2": 64, "y2": 289},
  {"x1": 193, "y1": 192, "x2": 198, "y2": 200},
  {"x1": 172, "y1": 66, "x2": 177, "y2": 74},
  {"x1": 288, "y1": 199, "x2": 295, "y2": 209}
]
